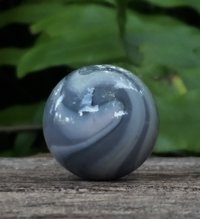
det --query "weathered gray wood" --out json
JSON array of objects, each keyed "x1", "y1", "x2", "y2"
[{"x1": 0, "y1": 156, "x2": 199, "y2": 219}]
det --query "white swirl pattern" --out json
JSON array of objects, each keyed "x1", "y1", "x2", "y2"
[{"x1": 43, "y1": 65, "x2": 159, "y2": 180}]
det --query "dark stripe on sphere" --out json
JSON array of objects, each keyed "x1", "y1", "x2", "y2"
[{"x1": 114, "y1": 96, "x2": 150, "y2": 179}]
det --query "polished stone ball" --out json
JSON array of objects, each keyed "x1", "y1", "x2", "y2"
[{"x1": 43, "y1": 65, "x2": 159, "y2": 180}]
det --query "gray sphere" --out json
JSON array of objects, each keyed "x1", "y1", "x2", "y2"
[{"x1": 43, "y1": 65, "x2": 159, "y2": 180}]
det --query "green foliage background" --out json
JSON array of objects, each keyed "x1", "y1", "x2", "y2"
[{"x1": 0, "y1": 0, "x2": 200, "y2": 156}]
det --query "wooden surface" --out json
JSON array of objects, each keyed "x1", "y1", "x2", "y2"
[{"x1": 0, "y1": 156, "x2": 199, "y2": 219}]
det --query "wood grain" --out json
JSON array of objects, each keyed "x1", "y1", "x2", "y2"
[{"x1": 0, "y1": 156, "x2": 199, "y2": 218}]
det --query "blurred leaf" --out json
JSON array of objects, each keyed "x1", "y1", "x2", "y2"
[
  {"x1": 125, "y1": 12, "x2": 200, "y2": 71},
  {"x1": 125, "y1": 60, "x2": 200, "y2": 155},
  {"x1": 154, "y1": 90, "x2": 200, "y2": 154},
  {"x1": 31, "y1": 5, "x2": 117, "y2": 38},
  {"x1": 14, "y1": 133, "x2": 36, "y2": 156},
  {"x1": 0, "y1": 102, "x2": 44, "y2": 126},
  {"x1": 0, "y1": 0, "x2": 116, "y2": 28},
  {"x1": 180, "y1": 68, "x2": 200, "y2": 91},
  {"x1": 17, "y1": 37, "x2": 125, "y2": 77},
  {"x1": 17, "y1": 5, "x2": 126, "y2": 77},
  {"x1": 0, "y1": 48, "x2": 26, "y2": 66},
  {"x1": 0, "y1": 3, "x2": 65, "y2": 28},
  {"x1": 0, "y1": 150, "x2": 14, "y2": 157},
  {"x1": 146, "y1": 0, "x2": 200, "y2": 13}
]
